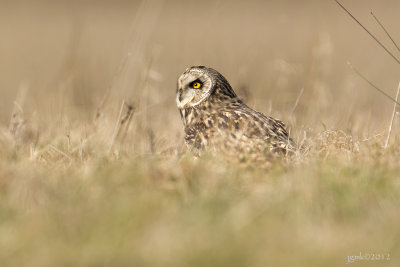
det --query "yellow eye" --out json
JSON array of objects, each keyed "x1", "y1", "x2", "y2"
[{"x1": 192, "y1": 82, "x2": 201, "y2": 89}]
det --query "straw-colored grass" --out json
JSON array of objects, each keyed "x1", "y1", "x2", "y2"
[{"x1": 0, "y1": 1, "x2": 399, "y2": 266}]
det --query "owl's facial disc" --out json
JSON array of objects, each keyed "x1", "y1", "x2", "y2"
[{"x1": 176, "y1": 69, "x2": 213, "y2": 109}]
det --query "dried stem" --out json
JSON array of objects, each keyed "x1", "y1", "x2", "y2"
[
  {"x1": 109, "y1": 100, "x2": 126, "y2": 153},
  {"x1": 118, "y1": 104, "x2": 136, "y2": 146},
  {"x1": 291, "y1": 87, "x2": 304, "y2": 115},
  {"x1": 384, "y1": 82, "x2": 400, "y2": 149}
]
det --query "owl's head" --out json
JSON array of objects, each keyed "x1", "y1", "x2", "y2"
[{"x1": 176, "y1": 66, "x2": 237, "y2": 109}]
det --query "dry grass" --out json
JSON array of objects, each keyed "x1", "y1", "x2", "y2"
[{"x1": 0, "y1": 0, "x2": 400, "y2": 266}]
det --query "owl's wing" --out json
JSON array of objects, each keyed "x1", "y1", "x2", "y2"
[{"x1": 216, "y1": 101, "x2": 296, "y2": 154}]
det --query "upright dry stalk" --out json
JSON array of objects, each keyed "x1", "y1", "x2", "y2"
[
  {"x1": 119, "y1": 0, "x2": 164, "y2": 97},
  {"x1": 108, "y1": 101, "x2": 136, "y2": 154},
  {"x1": 9, "y1": 83, "x2": 28, "y2": 134},
  {"x1": 384, "y1": 82, "x2": 400, "y2": 149},
  {"x1": 94, "y1": 52, "x2": 132, "y2": 123},
  {"x1": 118, "y1": 104, "x2": 135, "y2": 146},
  {"x1": 108, "y1": 100, "x2": 126, "y2": 153},
  {"x1": 291, "y1": 87, "x2": 304, "y2": 115}
]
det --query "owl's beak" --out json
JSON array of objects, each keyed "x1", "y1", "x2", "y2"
[{"x1": 176, "y1": 87, "x2": 195, "y2": 109}]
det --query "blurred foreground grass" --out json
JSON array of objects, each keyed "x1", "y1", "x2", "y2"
[
  {"x1": 1, "y1": 0, "x2": 400, "y2": 266},
  {"x1": 0, "y1": 136, "x2": 399, "y2": 266}
]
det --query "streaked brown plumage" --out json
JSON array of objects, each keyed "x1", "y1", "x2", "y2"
[{"x1": 176, "y1": 66, "x2": 296, "y2": 157}]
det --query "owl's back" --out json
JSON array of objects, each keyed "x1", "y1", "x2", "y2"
[{"x1": 180, "y1": 96, "x2": 296, "y2": 156}]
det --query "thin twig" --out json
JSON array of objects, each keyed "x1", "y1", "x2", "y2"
[
  {"x1": 360, "y1": 132, "x2": 384, "y2": 142},
  {"x1": 291, "y1": 87, "x2": 304, "y2": 115},
  {"x1": 94, "y1": 52, "x2": 133, "y2": 123},
  {"x1": 334, "y1": 0, "x2": 400, "y2": 65},
  {"x1": 79, "y1": 139, "x2": 87, "y2": 161},
  {"x1": 48, "y1": 145, "x2": 73, "y2": 162},
  {"x1": 371, "y1": 12, "x2": 400, "y2": 53},
  {"x1": 119, "y1": 104, "x2": 136, "y2": 145},
  {"x1": 108, "y1": 100, "x2": 126, "y2": 153},
  {"x1": 347, "y1": 62, "x2": 400, "y2": 107},
  {"x1": 384, "y1": 82, "x2": 400, "y2": 149}
]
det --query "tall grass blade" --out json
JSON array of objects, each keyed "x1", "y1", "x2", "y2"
[
  {"x1": 347, "y1": 62, "x2": 400, "y2": 107},
  {"x1": 335, "y1": 0, "x2": 400, "y2": 65},
  {"x1": 370, "y1": 12, "x2": 400, "y2": 53}
]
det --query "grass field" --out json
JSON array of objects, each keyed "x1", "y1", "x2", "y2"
[{"x1": 0, "y1": 0, "x2": 400, "y2": 266}]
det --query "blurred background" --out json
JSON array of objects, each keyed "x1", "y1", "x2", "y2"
[
  {"x1": 1, "y1": 2, "x2": 400, "y2": 266},
  {"x1": 1, "y1": 0, "x2": 399, "y2": 143}
]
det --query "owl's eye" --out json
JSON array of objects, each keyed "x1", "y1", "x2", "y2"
[{"x1": 191, "y1": 81, "x2": 202, "y2": 89}]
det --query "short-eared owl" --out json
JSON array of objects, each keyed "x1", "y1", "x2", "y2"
[{"x1": 176, "y1": 66, "x2": 296, "y2": 157}]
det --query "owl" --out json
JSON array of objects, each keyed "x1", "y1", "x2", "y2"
[{"x1": 176, "y1": 66, "x2": 296, "y2": 158}]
